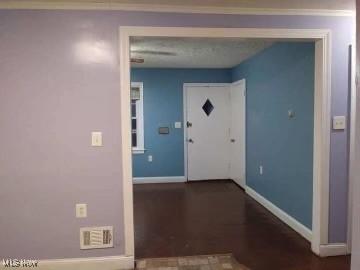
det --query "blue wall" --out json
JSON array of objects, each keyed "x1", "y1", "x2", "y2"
[
  {"x1": 232, "y1": 42, "x2": 315, "y2": 229},
  {"x1": 131, "y1": 43, "x2": 315, "y2": 229},
  {"x1": 131, "y1": 68, "x2": 232, "y2": 177}
]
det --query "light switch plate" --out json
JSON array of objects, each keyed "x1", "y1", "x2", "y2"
[
  {"x1": 76, "y1": 204, "x2": 87, "y2": 218},
  {"x1": 91, "y1": 132, "x2": 102, "y2": 146},
  {"x1": 333, "y1": 116, "x2": 346, "y2": 130},
  {"x1": 175, "y1": 122, "x2": 182, "y2": 129},
  {"x1": 148, "y1": 155, "x2": 153, "y2": 162}
]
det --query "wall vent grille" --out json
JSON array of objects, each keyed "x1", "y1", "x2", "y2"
[{"x1": 80, "y1": 226, "x2": 113, "y2": 249}]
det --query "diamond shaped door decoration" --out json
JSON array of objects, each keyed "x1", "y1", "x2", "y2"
[{"x1": 202, "y1": 99, "x2": 214, "y2": 116}]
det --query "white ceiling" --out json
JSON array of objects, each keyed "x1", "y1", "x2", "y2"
[{"x1": 130, "y1": 37, "x2": 274, "y2": 68}]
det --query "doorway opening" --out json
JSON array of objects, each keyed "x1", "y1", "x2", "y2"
[{"x1": 119, "y1": 27, "x2": 332, "y2": 263}]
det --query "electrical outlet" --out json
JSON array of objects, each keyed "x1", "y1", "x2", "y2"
[
  {"x1": 259, "y1": 166, "x2": 263, "y2": 175},
  {"x1": 333, "y1": 116, "x2": 346, "y2": 130},
  {"x1": 148, "y1": 155, "x2": 153, "y2": 162},
  {"x1": 76, "y1": 204, "x2": 87, "y2": 218}
]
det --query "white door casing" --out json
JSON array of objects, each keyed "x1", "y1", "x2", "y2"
[
  {"x1": 120, "y1": 27, "x2": 332, "y2": 256},
  {"x1": 185, "y1": 84, "x2": 231, "y2": 180},
  {"x1": 229, "y1": 80, "x2": 246, "y2": 188}
]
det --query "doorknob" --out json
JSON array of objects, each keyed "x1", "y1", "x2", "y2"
[
  {"x1": 230, "y1": 139, "x2": 236, "y2": 143},
  {"x1": 188, "y1": 138, "x2": 194, "y2": 143}
]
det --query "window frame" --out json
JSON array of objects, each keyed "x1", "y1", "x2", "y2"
[{"x1": 131, "y1": 82, "x2": 145, "y2": 154}]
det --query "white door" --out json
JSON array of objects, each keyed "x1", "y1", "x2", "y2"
[
  {"x1": 229, "y1": 80, "x2": 246, "y2": 188},
  {"x1": 186, "y1": 84, "x2": 231, "y2": 181}
]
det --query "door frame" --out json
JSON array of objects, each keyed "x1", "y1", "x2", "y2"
[
  {"x1": 119, "y1": 26, "x2": 332, "y2": 256},
  {"x1": 183, "y1": 83, "x2": 232, "y2": 181},
  {"x1": 229, "y1": 79, "x2": 247, "y2": 188},
  {"x1": 348, "y1": 44, "x2": 357, "y2": 253}
]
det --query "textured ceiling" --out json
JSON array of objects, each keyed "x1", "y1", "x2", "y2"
[{"x1": 130, "y1": 37, "x2": 274, "y2": 68}]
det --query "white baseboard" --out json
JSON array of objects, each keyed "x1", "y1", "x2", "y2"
[
  {"x1": 0, "y1": 255, "x2": 134, "y2": 270},
  {"x1": 319, "y1": 244, "x2": 349, "y2": 257},
  {"x1": 245, "y1": 186, "x2": 312, "y2": 242},
  {"x1": 133, "y1": 176, "x2": 186, "y2": 184}
]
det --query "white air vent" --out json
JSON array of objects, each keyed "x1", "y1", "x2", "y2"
[{"x1": 80, "y1": 226, "x2": 113, "y2": 250}]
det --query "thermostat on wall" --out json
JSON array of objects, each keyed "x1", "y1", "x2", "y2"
[{"x1": 158, "y1": 127, "x2": 170, "y2": 134}]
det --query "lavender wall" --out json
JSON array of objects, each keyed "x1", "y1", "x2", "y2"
[{"x1": 0, "y1": 10, "x2": 354, "y2": 259}]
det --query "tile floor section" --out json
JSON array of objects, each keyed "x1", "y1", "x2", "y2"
[{"x1": 136, "y1": 254, "x2": 250, "y2": 270}]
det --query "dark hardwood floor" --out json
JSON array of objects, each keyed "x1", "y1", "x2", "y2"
[{"x1": 133, "y1": 180, "x2": 350, "y2": 270}]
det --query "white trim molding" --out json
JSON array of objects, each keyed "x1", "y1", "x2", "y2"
[
  {"x1": 119, "y1": 29, "x2": 135, "y2": 257},
  {"x1": 311, "y1": 31, "x2": 332, "y2": 255},
  {"x1": 119, "y1": 26, "x2": 332, "y2": 257},
  {"x1": 351, "y1": 38, "x2": 360, "y2": 267},
  {"x1": 133, "y1": 176, "x2": 186, "y2": 184},
  {"x1": 183, "y1": 84, "x2": 188, "y2": 180},
  {"x1": 319, "y1": 244, "x2": 349, "y2": 257},
  {"x1": 0, "y1": 256, "x2": 134, "y2": 270},
  {"x1": 348, "y1": 43, "x2": 357, "y2": 254},
  {"x1": 0, "y1": 1, "x2": 355, "y2": 17},
  {"x1": 120, "y1": 27, "x2": 331, "y2": 40},
  {"x1": 245, "y1": 186, "x2": 313, "y2": 242}
]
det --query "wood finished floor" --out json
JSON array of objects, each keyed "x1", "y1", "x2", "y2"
[{"x1": 133, "y1": 180, "x2": 350, "y2": 270}]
